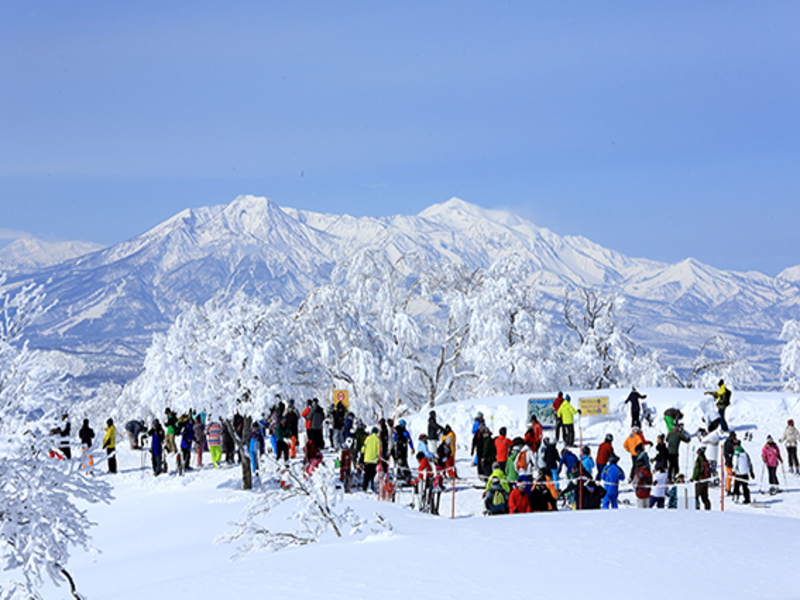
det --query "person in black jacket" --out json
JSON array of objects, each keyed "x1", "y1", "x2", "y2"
[
  {"x1": 723, "y1": 431, "x2": 739, "y2": 495},
  {"x1": 427, "y1": 410, "x2": 443, "y2": 456},
  {"x1": 624, "y1": 387, "x2": 647, "y2": 429},
  {"x1": 79, "y1": 418, "x2": 95, "y2": 467},
  {"x1": 309, "y1": 399, "x2": 325, "y2": 450},
  {"x1": 653, "y1": 434, "x2": 669, "y2": 473}
]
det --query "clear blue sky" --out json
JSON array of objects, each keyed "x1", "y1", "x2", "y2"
[{"x1": 1, "y1": 1, "x2": 797, "y2": 275}]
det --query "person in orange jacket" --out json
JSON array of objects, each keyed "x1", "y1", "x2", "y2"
[{"x1": 623, "y1": 426, "x2": 651, "y2": 481}]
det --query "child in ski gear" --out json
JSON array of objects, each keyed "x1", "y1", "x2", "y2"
[
  {"x1": 732, "y1": 442, "x2": 754, "y2": 504},
  {"x1": 691, "y1": 447, "x2": 712, "y2": 510},
  {"x1": 762, "y1": 435, "x2": 783, "y2": 492},
  {"x1": 779, "y1": 419, "x2": 799, "y2": 475}
]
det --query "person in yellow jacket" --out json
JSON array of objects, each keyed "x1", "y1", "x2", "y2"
[
  {"x1": 705, "y1": 379, "x2": 731, "y2": 432},
  {"x1": 103, "y1": 418, "x2": 117, "y2": 474},
  {"x1": 441, "y1": 425, "x2": 457, "y2": 478},
  {"x1": 361, "y1": 427, "x2": 381, "y2": 492},
  {"x1": 557, "y1": 395, "x2": 579, "y2": 447}
]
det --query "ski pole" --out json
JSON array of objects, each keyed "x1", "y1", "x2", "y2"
[{"x1": 759, "y1": 461, "x2": 765, "y2": 493}]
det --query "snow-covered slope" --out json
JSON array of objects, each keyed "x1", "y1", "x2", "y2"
[
  {"x1": 0, "y1": 237, "x2": 103, "y2": 272},
  {"x1": 2, "y1": 195, "x2": 798, "y2": 387},
  {"x1": 19, "y1": 389, "x2": 800, "y2": 600}
]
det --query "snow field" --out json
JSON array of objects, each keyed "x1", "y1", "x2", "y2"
[{"x1": 27, "y1": 388, "x2": 800, "y2": 599}]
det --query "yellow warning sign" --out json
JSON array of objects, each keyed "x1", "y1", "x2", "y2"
[{"x1": 333, "y1": 389, "x2": 350, "y2": 409}]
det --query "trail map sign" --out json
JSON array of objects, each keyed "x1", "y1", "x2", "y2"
[
  {"x1": 333, "y1": 389, "x2": 350, "y2": 409},
  {"x1": 579, "y1": 396, "x2": 609, "y2": 416},
  {"x1": 527, "y1": 396, "x2": 557, "y2": 429}
]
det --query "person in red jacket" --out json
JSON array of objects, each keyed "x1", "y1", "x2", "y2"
[
  {"x1": 413, "y1": 451, "x2": 438, "y2": 514},
  {"x1": 301, "y1": 400, "x2": 313, "y2": 445},
  {"x1": 494, "y1": 427, "x2": 514, "y2": 471},
  {"x1": 508, "y1": 480, "x2": 531, "y2": 514},
  {"x1": 553, "y1": 392, "x2": 565, "y2": 443},
  {"x1": 525, "y1": 415, "x2": 544, "y2": 451},
  {"x1": 596, "y1": 434, "x2": 616, "y2": 480}
]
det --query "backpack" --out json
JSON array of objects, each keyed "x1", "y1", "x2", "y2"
[
  {"x1": 516, "y1": 449, "x2": 528, "y2": 473},
  {"x1": 634, "y1": 466, "x2": 652, "y2": 499},
  {"x1": 700, "y1": 459, "x2": 712, "y2": 480},
  {"x1": 721, "y1": 388, "x2": 732, "y2": 407},
  {"x1": 486, "y1": 478, "x2": 508, "y2": 514}
]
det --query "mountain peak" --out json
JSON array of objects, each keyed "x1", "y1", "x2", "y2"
[{"x1": 418, "y1": 197, "x2": 524, "y2": 228}]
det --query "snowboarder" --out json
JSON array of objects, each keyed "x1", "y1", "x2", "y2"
[
  {"x1": 779, "y1": 419, "x2": 799, "y2": 475},
  {"x1": 624, "y1": 386, "x2": 647, "y2": 429}
]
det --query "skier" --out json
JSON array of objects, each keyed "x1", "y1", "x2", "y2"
[
  {"x1": 471, "y1": 412, "x2": 485, "y2": 466},
  {"x1": 624, "y1": 386, "x2": 647, "y2": 429},
  {"x1": 275, "y1": 416, "x2": 292, "y2": 462},
  {"x1": 124, "y1": 419, "x2": 145, "y2": 450},
  {"x1": 427, "y1": 410, "x2": 443, "y2": 456},
  {"x1": 697, "y1": 427, "x2": 721, "y2": 484},
  {"x1": 600, "y1": 456, "x2": 625, "y2": 509},
  {"x1": 779, "y1": 419, "x2": 799, "y2": 475},
  {"x1": 102, "y1": 418, "x2": 117, "y2": 474},
  {"x1": 393, "y1": 419, "x2": 414, "y2": 483},
  {"x1": 284, "y1": 399, "x2": 300, "y2": 458},
  {"x1": 650, "y1": 465, "x2": 668, "y2": 508},
  {"x1": 666, "y1": 424, "x2": 690, "y2": 482},
  {"x1": 148, "y1": 419, "x2": 165, "y2": 476},
  {"x1": 524, "y1": 414, "x2": 543, "y2": 451},
  {"x1": 331, "y1": 401, "x2": 347, "y2": 450},
  {"x1": 78, "y1": 418, "x2": 95, "y2": 467},
  {"x1": 193, "y1": 416, "x2": 206, "y2": 467},
  {"x1": 595, "y1": 434, "x2": 616, "y2": 480},
  {"x1": 691, "y1": 447, "x2": 712, "y2": 510},
  {"x1": 633, "y1": 454, "x2": 652, "y2": 509},
  {"x1": 340, "y1": 438, "x2": 354, "y2": 493},
  {"x1": 624, "y1": 427, "x2": 652, "y2": 481},
  {"x1": 164, "y1": 408, "x2": 178, "y2": 454},
  {"x1": 723, "y1": 431, "x2": 739, "y2": 494},
  {"x1": 552, "y1": 391, "x2": 565, "y2": 443},
  {"x1": 761, "y1": 435, "x2": 783, "y2": 494},
  {"x1": 309, "y1": 398, "x2": 326, "y2": 450},
  {"x1": 705, "y1": 379, "x2": 731, "y2": 432},
  {"x1": 412, "y1": 450, "x2": 436, "y2": 513},
  {"x1": 494, "y1": 427, "x2": 513, "y2": 472},
  {"x1": 481, "y1": 427, "x2": 496, "y2": 479},
  {"x1": 362, "y1": 427, "x2": 381, "y2": 492},
  {"x1": 580, "y1": 445, "x2": 595, "y2": 480},
  {"x1": 441, "y1": 425, "x2": 457, "y2": 478},
  {"x1": 542, "y1": 438, "x2": 560, "y2": 491},
  {"x1": 557, "y1": 395, "x2": 579, "y2": 447},
  {"x1": 653, "y1": 434, "x2": 669, "y2": 473},
  {"x1": 181, "y1": 417, "x2": 196, "y2": 471},
  {"x1": 732, "y1": 442, "x2": 754, "y2": 504},
  {"x1": 206, "y1": 419, "x2": 223, "y2": 468}
]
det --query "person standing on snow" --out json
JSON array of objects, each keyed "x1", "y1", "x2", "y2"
[
  {"x1": 705, "y1": 379, "x2": 732, "y2": 432},
  {"x1": 427, "y1": 410, "x2": 443, "y2": 457},
  {"x1": 723, "y1": 431, "x2": 739, "y2": 494},
  {"x1": 624, "y1": 386, "x2": 647, "y2": 429},
  {"x1": 557, "y1": 395, "x2": 579, "y2": 447},
  {"x1": 206, "y1": 419, "x2": 223, "y2": 468},
  {"x1": 732, "y1": 442, "x2": 755, "y2": 504},
  {"x1": 761, "y1": 435, "x2": 783, "y2": 494},
  {"x1": 596, "y1": 434, "x2": 616, "y2": 480},
  {"x1": 697, "y1": 427, "x2": 721, "y2": 483},
  {"x1": 666, "y1": 424, "x2": 691, "y2": 483},
  {"x1": 779, "y1": 419, "x2": 799, "y2": 475},
  {"x1": 624, "y1": 427, "x2": 652, "y2": 482},
  {"x1": 691, "y1": 447, "x2": 712, "y2": 510},
  {"x1": 193, "y1": 416, "x2": 206, "y2": 468},
  {"x1": 441, "y1": 424, "x2": 457, "y2": 478},
  {"x1": 525, "y1": 415, "x2": 543, "y2": 451},
  {"x1": 79, "y1": 418, "x2": 95, "y2": 468},
  {"x1": 471, "y1": 412, "x2": 485, "y2": 466},
  {"x1": 103, "y1": 418, "x2": 117, "y2": 474},
  {"x1": 362, "y1": 427, "x2": 381, "y2": 492},
  {"x1": 494, "y1": 427, "x2": 514, "y2": 472},
  {"x1": 552, "y1": 391, "x2": 565, "y2": 443},
  {"x1": 601, "y1": 456, "x2": 625, "y2": 509},
  {"x1": 650, "y1": 465, "x2": 668, "y2": 508}
]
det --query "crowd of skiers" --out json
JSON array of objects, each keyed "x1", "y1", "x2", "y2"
[
  {"x1": 474, "y1": 384, "x2": 800, "y2": 514},
  {"x1": 49, "y1": 380, "x2": 800, "y2": 517}
]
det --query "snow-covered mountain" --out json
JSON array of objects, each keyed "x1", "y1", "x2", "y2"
[
  {"x1": 0, "y1": 237, "x2": 104, "y2": 272},
  {"x1": 2, "y1": 195, "x2": 798, "y2": 387}
]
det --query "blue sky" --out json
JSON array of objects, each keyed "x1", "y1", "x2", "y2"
[{"x1": 0, "y1": 1, "x2": 797, "y2": 274}]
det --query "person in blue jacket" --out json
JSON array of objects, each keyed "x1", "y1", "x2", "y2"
[
  {"x1": 249, "y1": 422, "x2": 263, "y2": 474},
  {"x1": 601, "y1": 456, "x2": 626, "y2": 509}
]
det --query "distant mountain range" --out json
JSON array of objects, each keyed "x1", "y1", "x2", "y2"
[{"x1": 2, "y1": 195, "x2": 798, "y2": 388}]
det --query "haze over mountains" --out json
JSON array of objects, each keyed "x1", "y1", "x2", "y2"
[{"x1": 2, "y1": 195, "x2": 798, "y2": 389}]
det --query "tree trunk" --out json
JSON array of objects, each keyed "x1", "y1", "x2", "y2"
[{"x1": 224, "y1": 416, "x2": 253, "y2": 490}]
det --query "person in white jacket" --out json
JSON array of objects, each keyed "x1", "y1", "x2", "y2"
[
  {"x1": 779, "y1": 419, "x2": 799, "y2": 475},
  {"x1": 698, "y1": 427, "x2": 722, "y2": 483},
  {"x1": 732, "y1": 443, "x2": 755, "y2": 504}
]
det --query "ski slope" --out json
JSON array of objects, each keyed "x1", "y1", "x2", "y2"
[{"x1": 29, "y1": 389, "x2": 800, "y2": 600}]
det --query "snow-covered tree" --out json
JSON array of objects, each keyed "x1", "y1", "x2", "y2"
[
  {"x1": 120, "y1": 294, "x2": 314, "y2": 489},
  {"x1": 562, "y1": 288, "x2": 669, "y2": 389},
  {"x1": 219, "y1": 457, "x2": 368, "y2": 555},
  {"x1": 779, "y1": 320, "x2": 800, "y2": 392},
  {"x1": 464, "y1": 256, "x2": 558, "y2": 395},
  {"x1": 0, "y1": 276, "x2": 112, "y2": 600},
  {"x1": 682, "y1": 334, "x2": 760, "y2": 390}
]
